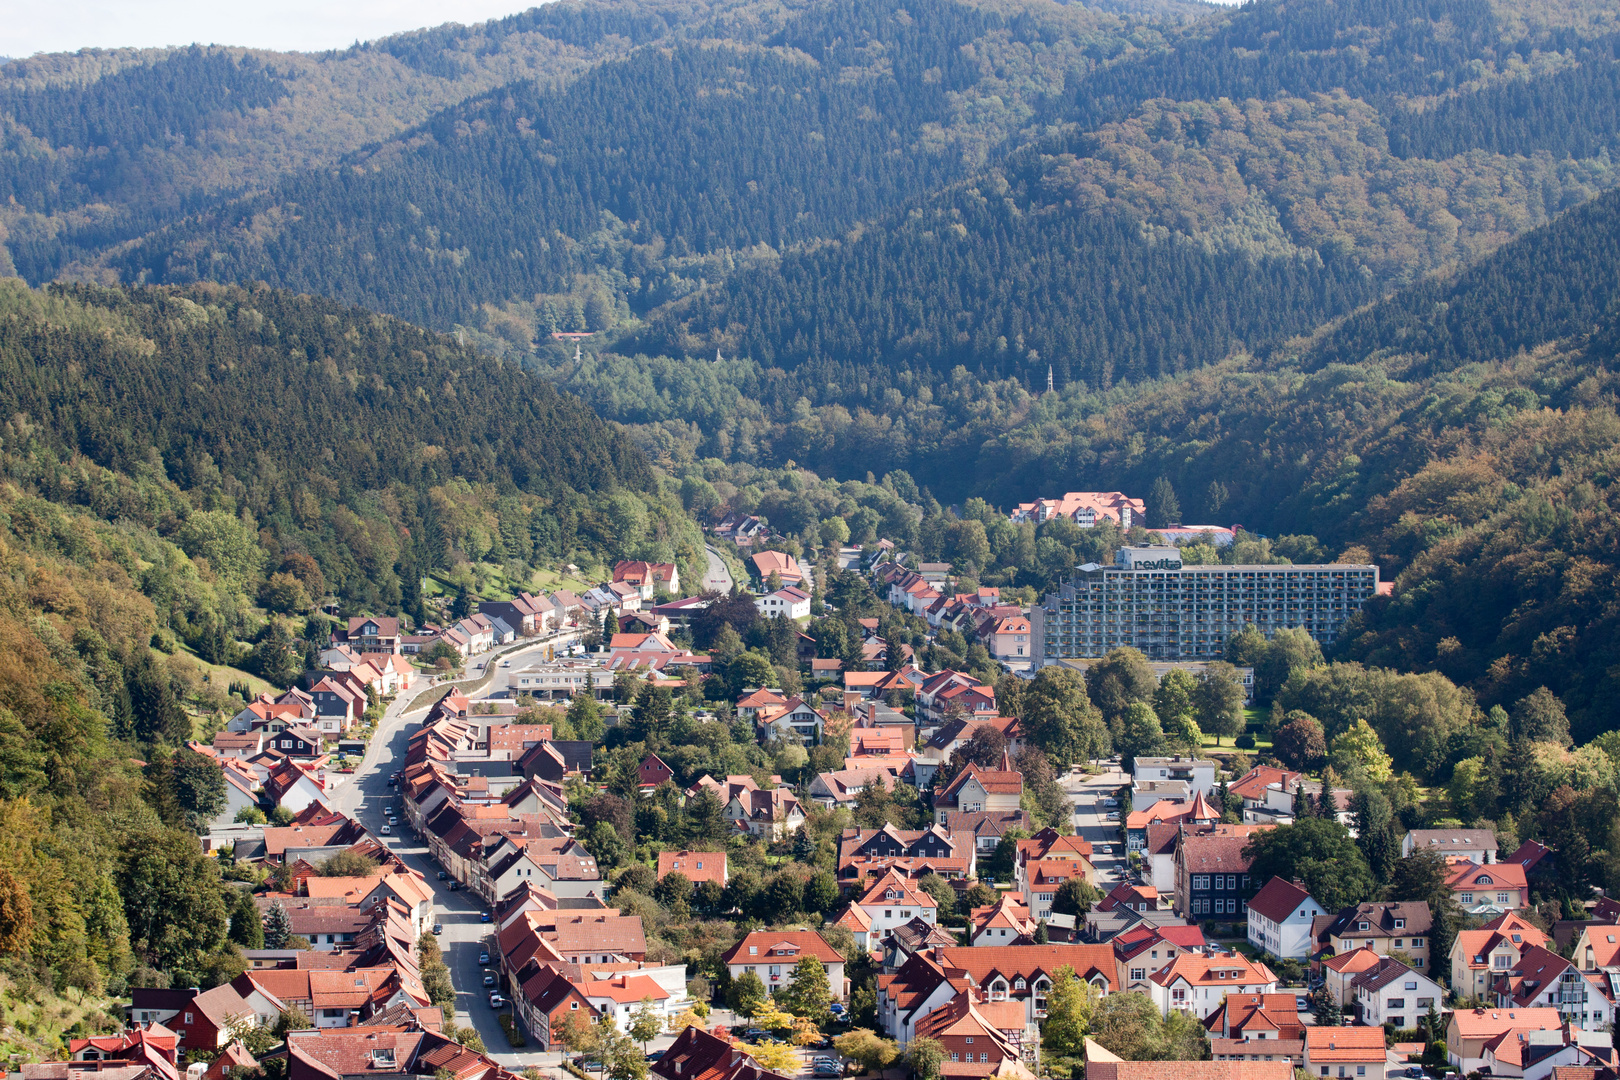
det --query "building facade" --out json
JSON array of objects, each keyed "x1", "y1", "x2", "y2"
[{"x1": 1032, "y1": 548, "x2": 1379, "y2": 662}]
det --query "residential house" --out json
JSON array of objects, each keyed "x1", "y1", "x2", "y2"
[
  {"x1": 1246, "y1": 877, "x2": 1324, "y2": 960},
  {"x1": 650, "y1": 1025, "x2": 796, "y2": 1080},
  {"x1": 1494, "y1": 945, "x2": 1614, "y2": 1031},
  {"x1": 1012, "y1": 831, "x2": 1096, "y2": 905},
  {"x1": 514, "y1": 968, "x2": 596, "y2": 1051},
  {"x1": 1008, "y1": 492, "x2": 1144, "y2": 529},
  {"x1": 1453, "y1": 913, "x2": 1551, "y2": 1001},
  {"x1": 917, "y1": 670, "x2": 996, "y2": 725},
  {"x1": 1149, "y1": 952, "x2": 1278, "y2": 1020},
  {"x1": 934, "y1": 759, "x2": 1023, "y2": 825},
  {"x1": 1351, "y1": 956, "x2": 1444, "y2": 1029},
  {"x1": 754, "y1": 696, "x2": 826, "y2": 743},
  {"x1": 613, "y1": 561, "x2": 679, "y2": 600},
  {"x1": 1098, "y1": 883, "x2": 1161, "y2": 914},
  {"x1": 756, "y1": 586, "x2": 811, "y2": 620},
  {"x1": 838, "y1": 826, "x2": 968, "y2": 885},
  {"x1": 911, "y1": 995, "x2": 1033, "y2": 1078},
  {"x1": 985, "y1": 615, "x2": 1033, "y2": 664},
  {"x1": 699, "y1": 774, "x2": 806, "y2": 840},
  {"x1": 1303, "y1": 1027, "x2": 1387, "y2": 1080},
  {"x1": 881, "y1": 917, "x2": 960, "y2": 975},
  {"x1": 1125, "y1": 793, "x2": 1220, "y2": 853},
  {"x1": 580, "y1": 973, "x2": 672, "y2": 1026},
  {"x1": 341, "y1": 617, "x2": 401, "y2": 654},
  {"x1": 657, "y1": 850, "x2": 727, "y2": 887},
  {"x1": 1321, "y1": 949, "x2": 1384, "y2": 1009},
  {"x1": 1402, "y1": 829, "x2": 1498, "y2": 864},
  {"x1": 937, "y1": 943, "x2": 1119, "y2": 1026},
  {"x1": 1205, "y1": 993, "x2": 1305, "y2": 1066},
  {"x1": 125, "y1": 986, "x2": 256, "y2": 1052},
  {"x1": 854, "y1": 870, "x2": 939, "y2": 943},
  {"x1": 748, "y1": 551, "x2": 804, "y2": 588},
  {"x1": 1447, "y1": 1008, "x2": 1565, "y2": 1074},
  {"x1": 1113, "y1": 923, "x2": 1209, "y2": 994},
  {"x1": 638, "y1": 753, "x2": 675, "y2": 790},
  {"x1": 1312, "y1": 902, "x2": 1433, "y2": 971},
  {"x1": 722, "y1": 930, "x2": 847, "y2": 1000},
  {"x1": 970, "y1": 894, "x2": 1038, "y2": 946},
  {"x1": 1174, "y1": 824, "x2": 1271, "y2": 920},
  {"x1": 1450, "y1": 860, "x2": 1529, "y2": 914},
  {"x1": 1133, "y1": 757, "x2": 1219, "y2": 798},
  {"x1": 1133, "y1": 780, "x2": 1191, "y2": 811}
]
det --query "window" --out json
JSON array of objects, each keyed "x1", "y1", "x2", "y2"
[
  {"x1": 1130, "y1": 969, "x2": 1145, "y2": 981},
  {"x1": 1388, "y1": 999, "x2": 1406, "y2": 1008},
  {"x1": 1357, "y1": 921, "x2": 1369, "y2": 931},
  {"x1": 1411, "y1": 938, "x2": 1424, "y2": 948},
  {"x1": 980, "y1": 1054, "x2": 989, "y2": 1063},
  {"x1": 1393, "y1": 918, "x2": 1405, "y2": 929},
  {"x1": 1172, "y1": 989, "x2": 1187, "y2": 1003},
  {"x1": 965, "y1": 1039, "x2": 974, "y2": 1045},
  {"x1": 1015, "y1": 979, "x2": 1026, "y2": 990},
  {"x1": 1193, "y1": 876, "x2": 1211, "y2": 890},
  {"x1": 950, "y1": 1054, "x2": 959, "y2": 1063},
  {"x1": 1497, "y1": 892, "x2": 1510, "y2": 904},
  {"x1": 1404, "y1": 982, "x2": 1418, "y2": 991},
  {"x1": 1460, "y1": 892, "x2": 1474, "y2": 904}
]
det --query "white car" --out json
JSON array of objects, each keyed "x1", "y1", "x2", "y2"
[{"x1": 380, "y1": 823, "x2": 392, "y2": 835}]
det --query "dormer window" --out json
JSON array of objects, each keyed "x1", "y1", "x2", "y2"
[
  {"x1": 371, "y1": 1049, "x2": 396, "y2": 1067},
  {"x1": 1393, "y1": 919, "x2": 1405, "y2": 929},
  {"x1": 1015, "y1": 979, "x2": 1026, "y2": 990},
  {"x1": 1357, "y1": 922, "x2": 1369, "y2": 931}
]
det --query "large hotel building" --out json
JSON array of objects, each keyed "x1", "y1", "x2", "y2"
[{"x1": 1031, "y1": 546, "x2": 1380, "y2": 662}]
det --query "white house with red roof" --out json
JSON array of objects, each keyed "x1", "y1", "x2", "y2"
[
  {"x1": 1149, "y1": 952, "x2": 1278, "y2": 1020},
  {"x1": 613, "y1": 561, "x2": 679, "y2": 600},
  {"x1": 1352, "y1": 956, "x2": 1444, "y2": 1029},
  {"x1": 1304, "y1": 1026, "x2": 1388, "y2": 1080},
  {"x1": 722, "y1": 930, "x2": 847, "y2": 999},
  {"x1": 1449, "y1": 860, "x2": 1528, "y2": 914},
  {"x1": 1452, "y1": 913, "x2": 1549, "y2": 1001},
  {"x1": 857, "y1": 870, "x2": 940, "y2": 941},
  {"x1": 1246, "y1": 877, "x2": 1323, "y2": 960},
  {"x1": 580, "y1": 973, "x2": 672, "y2": 1024},
  {"x1": 756, "y1": 586, "x2": 811, "y2": 620},
  {"x1": 968, "y1": 893, "x2": 1037, "y2": 946},
  {"x1": 934, "y1": 758, "x2": 1023, "y2": 824}
]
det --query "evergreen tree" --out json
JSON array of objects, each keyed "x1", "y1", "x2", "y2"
[
  {"x1": 263, "y1": 900, "x2": 292, "y2": 949},
  {"x1": 1147, "y1": 476, "x2": 1182, "y2": 528}
]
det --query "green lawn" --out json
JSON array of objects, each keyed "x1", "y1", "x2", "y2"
[
  {"x1": 176, "y1": 642, "x2": 274, "y2": 697},
  {"x1": 425, "y1": 563, "x2": 595, "y2": 602}
]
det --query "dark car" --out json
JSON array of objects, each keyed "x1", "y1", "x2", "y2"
[
  {"x1": 572, "y1": 1060, "x2": 603, "y2": 1071},
  {"x1": 448, "y1": 880, "x2": 459, "y2": 891},
  {"x1": 646, "y1": 1052, "x2": 665, "y2": 1063},
  {"x1": 481, "y1": 911, "x2": 492, "y2": 923},
  {"x1": 431, "y1": 924, "x2": 443, "y2": 935},
  {"x1": 814, "y1": 1066, "x2": 841, "y2": 1078},
  {"x1": 437, "y1": 870, "x2": 448, "y2": 880}
]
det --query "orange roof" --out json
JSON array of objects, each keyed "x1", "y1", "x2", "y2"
[
  {"x1": 1305, "y1": 1027, "x2": 1386, "y2": 1063},
  {"x1": 1151, "y1": 952, "x2": 1277, "y2": 989},
  {"x1": 1322, "y1": 947, "x2": 1383, "y2": 975},
  {"x1": 657, "y1": 850, "x2": 727, "y2": 887},
  {"x1": 1449, "y1": 1007, "x2": 1563, "y2": 1038},
  {"x1": 721, "y1": 930, "x2": 845, "y2": 967},
  {"x1": 583, "y1": 974, "x2": 668, "y2": 1003},
  {"x1": 939, "y1": 944, "x2": 1119, "y2": 992}
]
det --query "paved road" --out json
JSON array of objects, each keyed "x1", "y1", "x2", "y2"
[
  {"x1": 1062, "y1": 764, "x2": 1129, "y2": 889},
  {"x1": 703, "y1": 545, "x2": 733, "y2": 592},
  {"x1": 333, "y1": 633, "x2": 599, "y2": 1069}
]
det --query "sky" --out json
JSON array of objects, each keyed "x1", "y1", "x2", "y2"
[{"x1": 0, "y1": 1, "x2": 543, "y2": 58}]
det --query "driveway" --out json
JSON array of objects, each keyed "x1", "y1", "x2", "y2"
[{"x1": 703, "y1": 545, "x2": 733, "y2": 592}]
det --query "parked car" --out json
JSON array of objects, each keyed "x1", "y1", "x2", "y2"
[
  {"x1": 448, "y1": 880, "x2": 459, "y2": 891},
  {"x1": 437, "y1": 870, "x2": 448, "y2": 880},
  {"x1": 814, "y1": 1065, "x2": 841, "y2": 1078},
  {"x1": 1105, "y1": 811, "x2": 1120, "y2": 820},
  {"x1": 828, "y1": 1003, "x2": 846, "y2": 1016},
  {"x1": 480, "y1": 911, "x2": 492, "y2": 923},
  {"x1": 572, "y1": 1060, "x2": 602, "y2": 1071},
  {"x1": 431, "y1": 924, "x2": 443, "y2": 935},
  {"x1": 380, "y1": 823, "x2": 392, "y2": 834},
  {"x1": 646, "y1": 1052, "x2": 664, "y2": 1063},
  {"x1": 489, "y1": 993, "x2": 504, "y2": 1008},
  {"x1": 1102, "y1": 797, "x2": 1120, "y2": 807},
  {"x1": 1296, "y1": 997, "x2": 1309, "y2": 1011},
  {"x1": 478, "y1": 951, "x2": 490, "y2": 965}
]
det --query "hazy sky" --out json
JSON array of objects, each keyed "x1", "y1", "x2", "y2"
[{"x1": 0, "y1": 1, "x2": 544, "y2": 58}]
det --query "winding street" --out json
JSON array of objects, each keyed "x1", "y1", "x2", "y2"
[{"x1": 703, "y1": 545, "x2": 734, "y2": 592}]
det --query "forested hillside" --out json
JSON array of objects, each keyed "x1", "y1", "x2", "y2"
[
  {"x1": 0, "y1": 279, "x2": 702, "y2": 631},
  {"x1": 0, "y1": 0, "x2": 733, "y2": 283},
  {"x1": 634, "y1": 180, "x2": 1620, "y2": 742}
]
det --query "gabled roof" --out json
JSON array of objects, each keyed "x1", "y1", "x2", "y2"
[
  {"x1": 1448, "y1": 861, "x2": 1528, "y2": 891},
  {"x1": 858, "y1": 870, "x2": 937, "y2": 910},
  {"x1": 1246, "y1": 877, "x2": 1317, "y2": 923},
  {"x1": 1150, "y1": 952, "x2": 1276, "y2": 990},
  {"x1": 938, "y1": 944, "x2": 1120, "y2": 992},
  {"x1": 1305, "y1": 1027, "x2": 1386, "y2": 1063},
  {"x1": 651, "y1": 1025, "x2": 797, "y2": 1080},
  {"x1": 721, "y1": 930, "x2": 845, "y2": 967},
  {"x1": 937, "y1": 762, "x2": 1022, "y2": 801}
]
